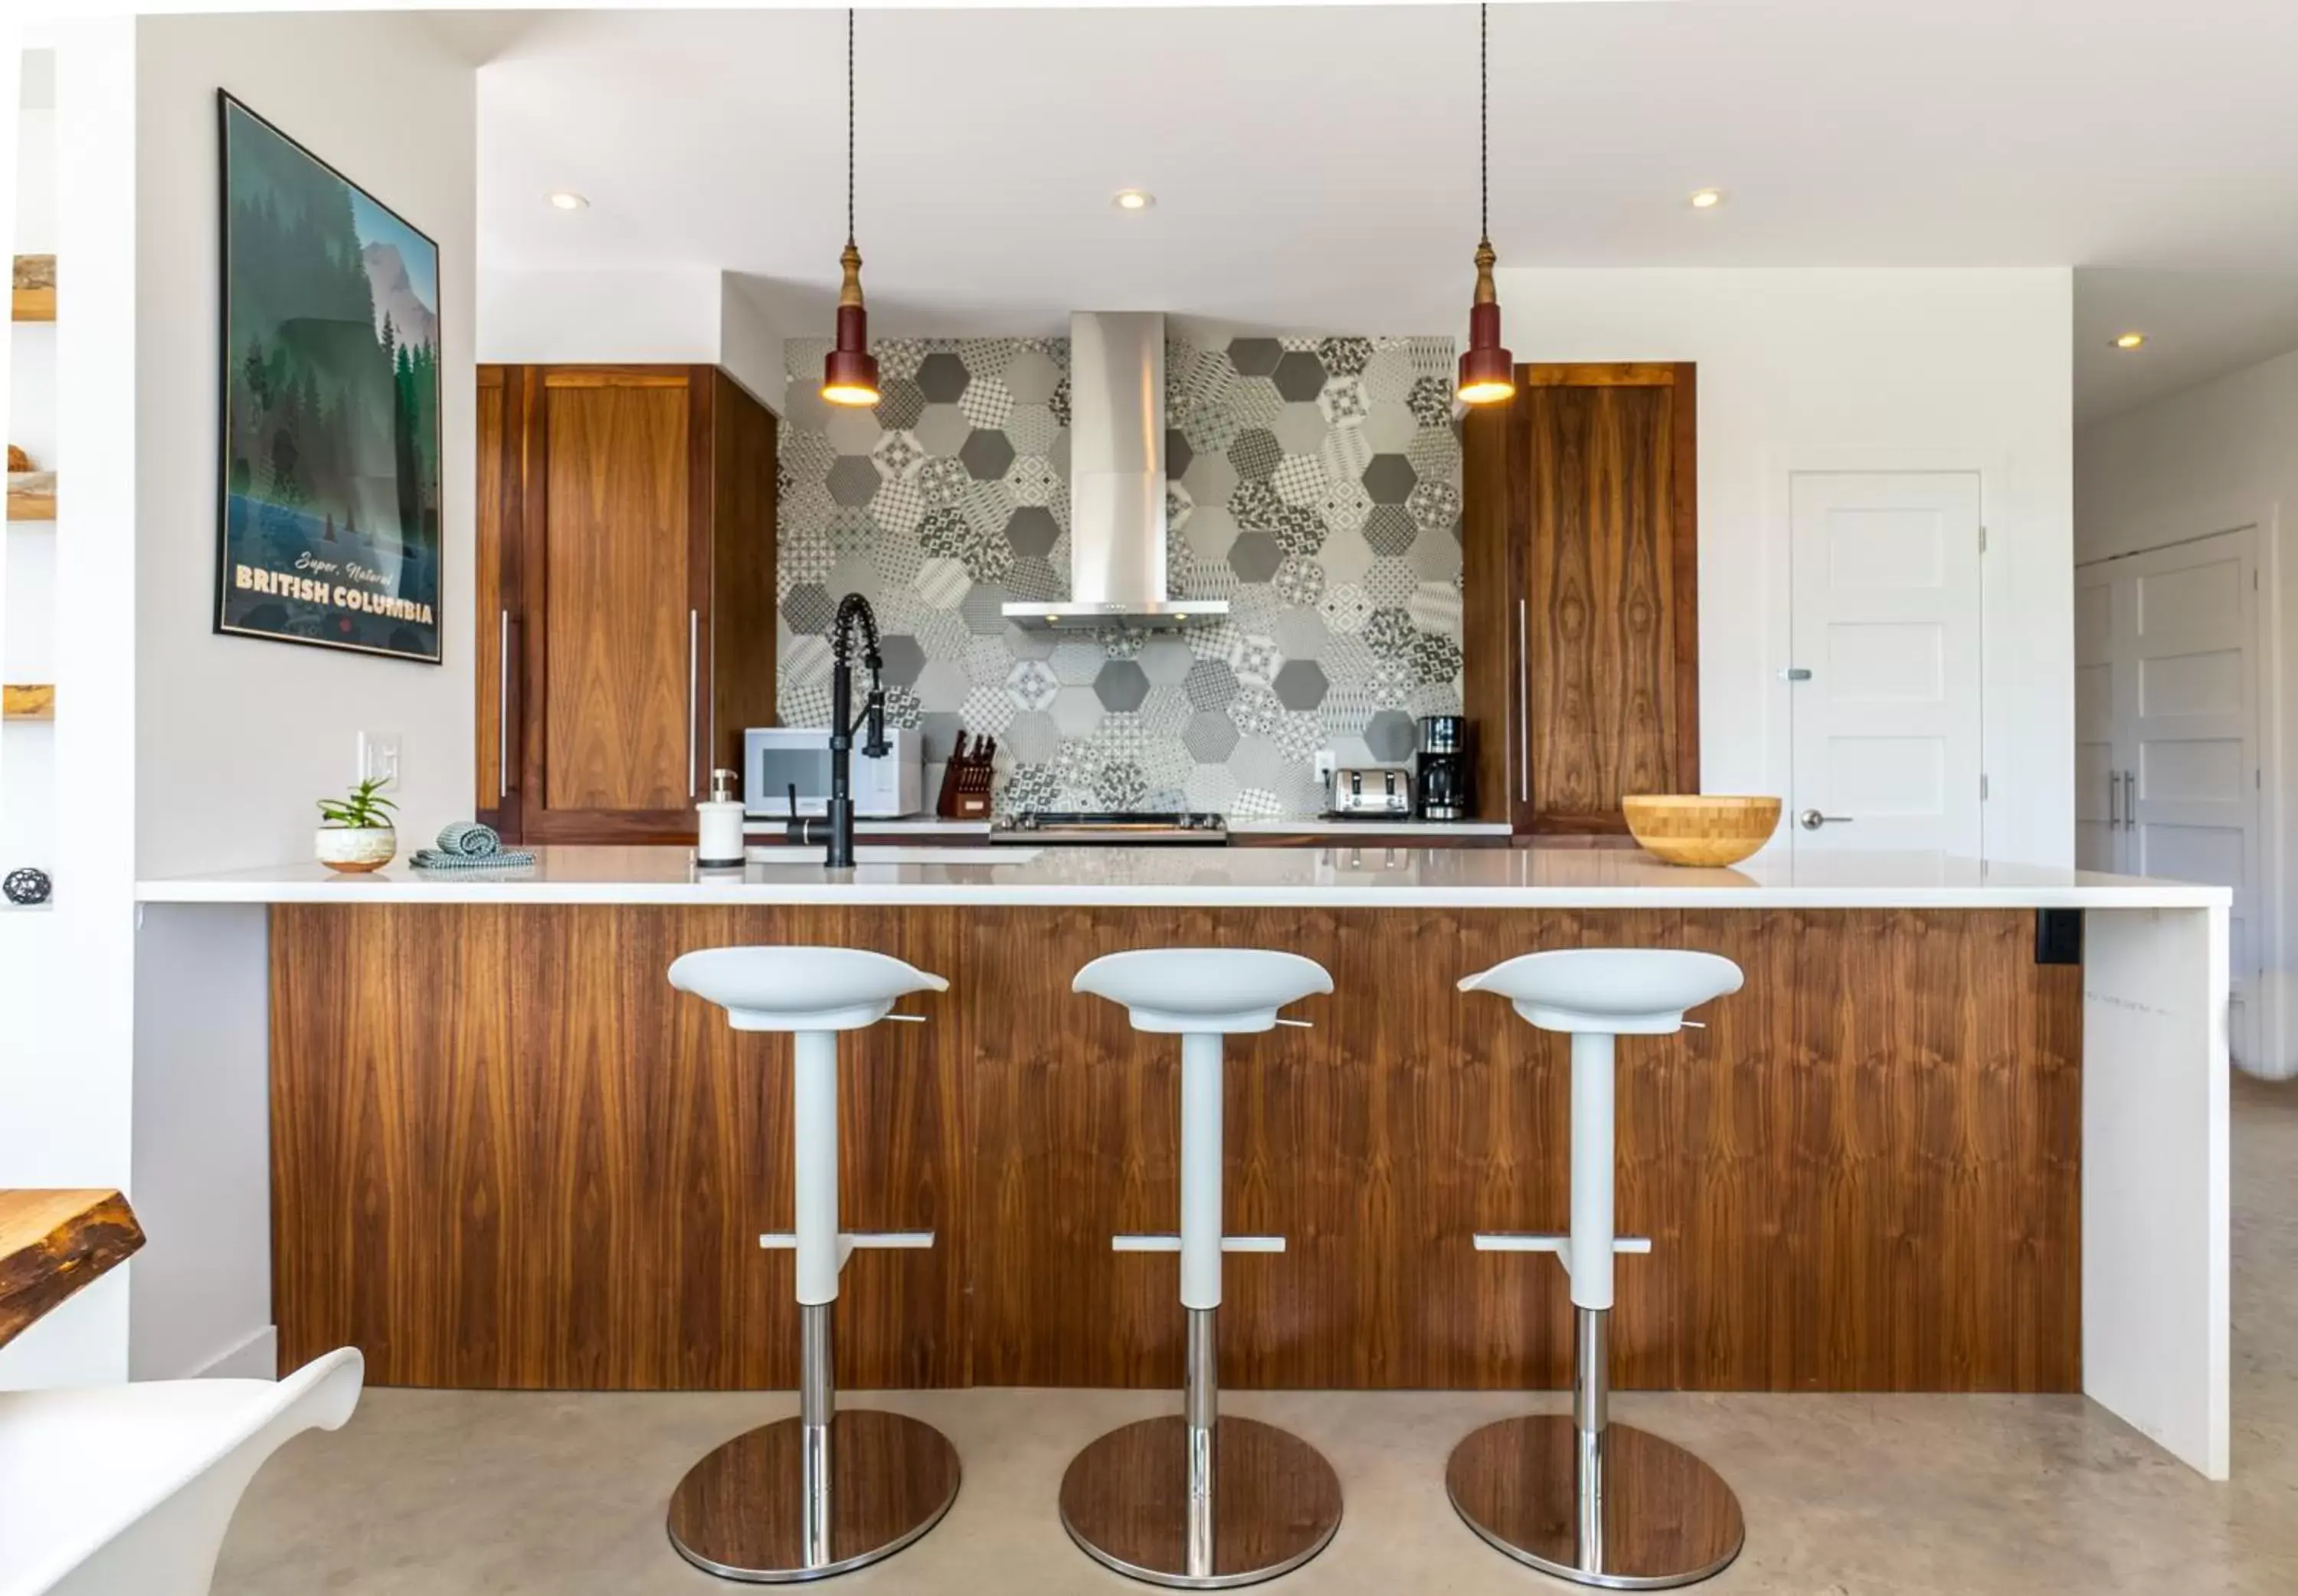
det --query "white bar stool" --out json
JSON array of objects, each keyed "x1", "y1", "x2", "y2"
[
  {"x1": 1450, "y1": 947, "x2": 1747, "y2": 1590},
  {"x1": 663, "y1": 946, "x2": 961, "y2": 1583},
  {"x1": 1059, "y1": 948, "x2": 1344, "y2": 1590}
]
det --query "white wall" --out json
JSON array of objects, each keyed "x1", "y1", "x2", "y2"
[
  {"x1": 2077, "y1": 349, "x2": 2298, "y2": 1078},
  {"x1": 1495, "y1": 267, "x2": 2076, "y2": 867},
  {"x1": 477, "y1": 263, "x2": 788, "y2": 414},
  {"x1": 135, "y1": 12, "x2": 476, "y2": 878},
  {"x1": 120, "y1": 11, "x2": 476, "y2": 1380}
]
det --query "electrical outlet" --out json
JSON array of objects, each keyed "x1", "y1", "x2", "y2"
[
  {"x1": 1314, "y1": 750, "x2": 1337, "y2": 784},
  {"x1": 358, "y1": 731, "x2": 402, "y2": 788}
]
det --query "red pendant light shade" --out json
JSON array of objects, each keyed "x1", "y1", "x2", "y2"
[
  {"x1": 1456, "y1": 5, "x2": 1515, "y2": 407},
  {"x1": 821, "y1": 11, "x2": 881, "y2": 408},
  {"x1": 822, "y1": 241, "x2": 879, "y2": 407}
]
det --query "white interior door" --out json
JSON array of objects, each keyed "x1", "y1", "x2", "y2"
[
  {"x1": 1788, "y1": 472, "x2": 1984, "y2": 854},
  {"x1": 2087, "y1": 528, "x2": 2262, "y2": 1059},
  {"x1": 2074, "y1": 562, "x2": 2120, "y2": 872}
]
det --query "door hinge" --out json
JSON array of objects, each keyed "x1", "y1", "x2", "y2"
[
  {"x1": 1980, "y1": 773, "x2": 1990, "y2": 802},
  {"x1": 1979, "y1": 524, "x2": 1989, "y2": 553}
]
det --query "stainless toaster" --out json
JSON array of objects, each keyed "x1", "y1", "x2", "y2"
[{"x1": 1328, "y1": 767, "x2": 1413, "y2": 818}]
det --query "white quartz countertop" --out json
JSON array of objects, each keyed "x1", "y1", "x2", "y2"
[{"x1": 136, "y1": 844, "x2": 2231, "y2": 910}]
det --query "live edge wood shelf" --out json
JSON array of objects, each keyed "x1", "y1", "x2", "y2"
[
  {"x1": 11, "y1": 255, "x2": 55, "y2": 322},
  {"x1": 271, "y1": 901, "x2": 2080, "y2": 1397}
]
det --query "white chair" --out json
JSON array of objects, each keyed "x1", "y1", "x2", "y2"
[
  {"x1": 1449, "y1": 947, "x2": 1746, "y2": 1589},
  {"x1": 1059, "y1": 947, "x2": 1342, "y2": 1590},
  {"x1": 0, "y1": 1346, "x2": 364, "y2": 1596},
  {"x1": 664, "y1": 945, "x2": 959, "y2": 1583}
]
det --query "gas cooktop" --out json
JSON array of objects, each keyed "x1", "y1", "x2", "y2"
[{"x1": 989, "y1": 811, "x2": 1229, "y2": 845}]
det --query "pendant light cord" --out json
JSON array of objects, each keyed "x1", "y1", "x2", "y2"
[
  {"x1": 846, "y1": 8, "x2": 856, "y2": 247},
  {"x1": 1479, "y1": 2, "x2": 1489, "y2": 247}
]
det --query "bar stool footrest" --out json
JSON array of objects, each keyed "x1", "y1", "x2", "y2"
[
  {"x1": 761, "y1": 1231, "x2": 937, "y2": 1271},
  {"x1": 1472, "y1": 1233, "x2": 1650, "y2": 1276},
  {"x1": 1111, "y1": 1233, "x2": 1287, "y2": 1254}
]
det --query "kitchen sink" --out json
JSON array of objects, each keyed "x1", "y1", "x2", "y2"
[{"x1": 744, "y1": 845, "x2": 1032, "y2": 867}]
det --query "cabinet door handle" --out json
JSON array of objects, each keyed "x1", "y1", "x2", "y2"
[
  {"x1": 687, "y1": 609, "x2": 700, "y2": 800},
  {"x1": 1516, "y1": 598, "x2": 1530, "y2": 805},
  {"x1": 497, "y1": 609, "x2": 512, "y2": 800},
  {"x1": 2107, "y1": 766, "x2": 2120, "y2": 829},
  {"x1": 2123, "y1": 769, "x2": 2136, "y2": 832},
  {"x1": 1799, "y1": 809, "x2": 1853, "y2": 830}
]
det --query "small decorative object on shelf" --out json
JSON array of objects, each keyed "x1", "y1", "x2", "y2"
[
  {"x1": 2, "y1": 685, "x2": 54, "y2": 721},
  {"x1": 936, "y1": 731, "x2": 997, "y2": 819},
  {"x1": 4, "y1": 867, "x2": 51, "y2": 907},
  {"x1": 6, "y1": 445, "x2": 26, "y2": 472},
  {"x1": 315, "y1": 775, "x2": 398, "y2": 874},
  {"x1": 8, "y1": 469, "x2": 56, "y2": 523},
  {"x1": 11, "y1": 254, "x2": 55, "y2": 322}
]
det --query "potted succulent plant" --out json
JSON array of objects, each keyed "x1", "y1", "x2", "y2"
[{"x1": 315, "y1": 775, "x2": 398, "y2": 873}]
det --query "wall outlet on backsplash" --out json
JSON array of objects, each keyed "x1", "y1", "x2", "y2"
[
  {"x1": 775, "y1": 333, "x2": 1465, "y2": 818},
  {"x1": 1314, "y1": 750, "x2": 1337, "y2": 785}
]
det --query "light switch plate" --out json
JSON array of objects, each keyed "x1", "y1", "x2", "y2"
[{"x1": 358, "y1": 730, "x2": 402, "y2": 787}]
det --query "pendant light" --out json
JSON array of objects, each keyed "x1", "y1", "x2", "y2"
[
  {"x1": 820, "y1": 8, "x2": 881, "y2": 407},
  {"x1": 1456, "y1": 2, "x2": 1515, "y2": 406}
]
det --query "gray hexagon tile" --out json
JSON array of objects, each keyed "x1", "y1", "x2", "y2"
[{"x1": 779, "y1": 332, "x2": 1462, "y2": 816}]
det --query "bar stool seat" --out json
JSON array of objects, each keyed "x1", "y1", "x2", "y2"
[
  {"x1": 663, "y1": 946, "x2": 959, "y2": 1584},
  {"x1": 1060, "y1": 948, "x2": 1343, "y2": 1589},
  {"x1": 1450, "y1": 947, "x2": 1746, "y2": 1591}
]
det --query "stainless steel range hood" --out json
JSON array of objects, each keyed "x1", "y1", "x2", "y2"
[{"x1": 1002, "y1": 311, "x2": 1227, "y2": 630}]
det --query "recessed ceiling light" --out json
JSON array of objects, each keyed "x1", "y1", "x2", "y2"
[
  {"x1": 1688, "y1": 188, "x2": 1724, "y2": 210},
  {"x1": 2113, "y1": 332, "x2": 2147, "y2": 350},
  {"x1": 546, "y1": 191, "x2": 589, "y2": 211},
  {"x1": 1112, "y1": 189, "x2": 1155, "y2": 212}
]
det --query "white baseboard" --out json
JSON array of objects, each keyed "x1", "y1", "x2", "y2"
[{"x1": 191, "y1": 1324, "x2": 278, "y2": 1381}]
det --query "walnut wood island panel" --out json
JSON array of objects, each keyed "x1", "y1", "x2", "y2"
[{"x1": 136, "y1": 845, "x2": 2231, "y2": 1477}]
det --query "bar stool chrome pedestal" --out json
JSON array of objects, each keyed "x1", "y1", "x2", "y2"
[
  {"x1": 663, "y1": 947, "x2": 961, "y2": 1583},
  {"x1": 1451, "y1": 947, "x2": 1747, "y2": 1590},
  {"x1": 1059, "y1": 948, "x2": 1344, "y2": 1589}
]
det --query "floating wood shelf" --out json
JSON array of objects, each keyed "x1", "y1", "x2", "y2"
[
  {"x1": 11, "y1": 256, "x2": 55, "y2": 322},
  {"x1": 2, "y1": 685, "x2": 54, "y2": 721},
  {"x1": 7, "y1": 472, "x2": 55, "y2": 522}
]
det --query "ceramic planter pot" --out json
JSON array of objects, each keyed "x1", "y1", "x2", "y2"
[{"x1": 316, "y1": 826, "x2": 397, "y2": 874}]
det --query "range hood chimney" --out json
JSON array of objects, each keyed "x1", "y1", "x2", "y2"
[{"x1": 1003, "y1": 312, "x2": 1226, "y2": 630}]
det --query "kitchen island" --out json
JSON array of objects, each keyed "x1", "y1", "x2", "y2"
[{"x1": 134, "y1": 845, "x2": 2231, "y2": 1477}]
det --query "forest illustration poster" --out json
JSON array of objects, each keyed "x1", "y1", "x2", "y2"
[{"x1": 217, "y1": 93, "x2": 442, "y2": 662}]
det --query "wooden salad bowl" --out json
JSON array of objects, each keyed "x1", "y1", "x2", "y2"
[{"x1": 1621, "y1": 795, "x2": 1782, "y2": 867}]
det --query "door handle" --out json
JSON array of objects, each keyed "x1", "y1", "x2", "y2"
[
  {"x1": 1799, "y1": 809, "x2": 1852, "y2": 830},
  {"x1": 687, "y1": 609, "x2": 700, "y2": 800},
  {"x1": 1516, "y1": 598, "x2": 1530, "y2": 805},
  {"x1": 2123, "y1": 769, "x2": 2136, "y2": 831},
  {"x1": 2107, "y1": 766, "x2": 2120, "y2": 829},
  {"x1": 497, "y1": 609, "x2": 512, "y2": 800}
]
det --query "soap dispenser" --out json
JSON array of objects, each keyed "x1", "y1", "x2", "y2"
[{"x1": 697, "y1": 767, "x2": 746, "y2": 868}]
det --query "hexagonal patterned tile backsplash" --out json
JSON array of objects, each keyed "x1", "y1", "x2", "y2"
[{"x1": 777, "y1": 334, "x2": 1463, "y2": 818}]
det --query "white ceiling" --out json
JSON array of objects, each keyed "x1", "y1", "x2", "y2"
[{"x1": 466, "y1": 1, "x2": 2298, "y2": 423}]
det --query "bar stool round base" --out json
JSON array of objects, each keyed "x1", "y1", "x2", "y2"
[
  {"x1": 1059, "y1": 1414, "x2": 1343, "y2": 1589},
  {"x1": 666, "y1": 1410, "x2": 961, "y2": 1583},
  {"x1": 1447, "y1": 1415, "x2": 1743, "y2": 1591}
]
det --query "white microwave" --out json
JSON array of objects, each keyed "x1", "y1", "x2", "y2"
[{"x1": 744, "y1": 726, "x2": 925, "y2": 819}]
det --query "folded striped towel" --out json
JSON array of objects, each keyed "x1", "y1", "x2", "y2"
[
  {"x1": 411, "y1": 820, "x2": 535, "y2": 871},
  {"x1": 410, "y1": 847, "x2": 536, "y2": 871},
  {"x1": 434, "y1": 821, "x2": 500, "y2": 857}
]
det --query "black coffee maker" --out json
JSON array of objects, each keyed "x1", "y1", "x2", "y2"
[{"x1": 1416, "y1": 715, "x2": 1472, "y2": 820}]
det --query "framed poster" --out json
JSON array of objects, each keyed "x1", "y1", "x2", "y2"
[{"x1": 215, "y1": 90, "x2": 442, "y2": 662}]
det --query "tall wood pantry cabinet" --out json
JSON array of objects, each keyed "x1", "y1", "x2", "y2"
[
  {"x1": 476, "y1": 364, "x2": 778, "y2": 844},
  {"x1": 1461, "y1": 362, "x2": 1701, "y2": 836}
]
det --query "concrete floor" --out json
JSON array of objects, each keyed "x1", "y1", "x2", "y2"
[{"x1": 218, "y1": 1076, "x2": 2298, "y2": 1594}]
